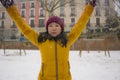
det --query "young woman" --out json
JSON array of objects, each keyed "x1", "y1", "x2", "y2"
[{"x1": 0, "y1": 0, "x2": 96, "y2": 80}]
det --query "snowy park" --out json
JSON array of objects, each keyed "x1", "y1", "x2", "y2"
[
  {"x1": 0, "y1": 49, "x2": 120, "y2": 80},
  {"x1": 0, "y1": 0, "x2": 120, "y2": 80}
]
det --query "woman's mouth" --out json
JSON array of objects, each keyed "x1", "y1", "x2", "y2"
[{"x1": 51, "y1": 32, "x2": 57, "y2": 34}]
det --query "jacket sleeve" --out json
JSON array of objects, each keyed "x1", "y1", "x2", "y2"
[
  {"x1": 6, "y1": 5, "x2": 39, "y2": 47},
  {"x1": 67, "y1": 4, "x2": 94, "y2": 46}
]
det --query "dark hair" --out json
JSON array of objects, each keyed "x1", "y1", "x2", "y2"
[{"x1": 38, "y1": 32, "x2": 68, "y2": 47}]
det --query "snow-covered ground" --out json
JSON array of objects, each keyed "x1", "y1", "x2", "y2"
[{"x1": 0, "y1": 49, "x2": 120, "y2": 80}]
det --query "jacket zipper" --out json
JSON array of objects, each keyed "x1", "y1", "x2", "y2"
[{"x1": 55, "y1": 42, "x2": 58, "y2": 80}]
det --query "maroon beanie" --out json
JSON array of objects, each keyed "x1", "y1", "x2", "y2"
[{"x1": 46, "y1": 16, "x2": 64, "y2": 31}]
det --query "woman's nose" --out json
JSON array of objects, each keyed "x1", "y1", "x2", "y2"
[{"x1": 52, "y1": 26, "x2": 56, "y2": 30}]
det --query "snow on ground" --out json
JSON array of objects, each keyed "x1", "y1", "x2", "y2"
[{"x1": 0, "y1": 49, "x2": 120, "y2": 80}]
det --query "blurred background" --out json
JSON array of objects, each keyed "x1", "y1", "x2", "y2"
[{"x1": 0, "y1": 0, "x2": 120, "y2": 50}]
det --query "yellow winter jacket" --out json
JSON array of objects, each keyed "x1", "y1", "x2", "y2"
[{"x1": 6, "y1": 4, "x2": 94, "y2": 80}]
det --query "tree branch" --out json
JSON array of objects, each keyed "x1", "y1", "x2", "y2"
[{"x1": 53, "y1": 0, "x2": 72, "y2": 11}]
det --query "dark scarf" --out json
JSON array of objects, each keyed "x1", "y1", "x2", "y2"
[{"x1": 38, "y1": 32, "x2": 68, "y2": 47}]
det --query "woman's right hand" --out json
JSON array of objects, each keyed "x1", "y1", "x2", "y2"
[{"x1": 0, "y1": 0, "x2": 14, "y2": 8}]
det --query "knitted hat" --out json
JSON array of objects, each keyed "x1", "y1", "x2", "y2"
[{"x1": 46, "y1": 16, "x2": 64, "y2": 31}]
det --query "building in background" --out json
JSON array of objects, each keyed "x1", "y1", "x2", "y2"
[{"x1": 0, "y1": 0, "x2": 115, "y2": 39}]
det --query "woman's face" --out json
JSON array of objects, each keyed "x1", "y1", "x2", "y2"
[{"x1": 48, "y1": 22, "x2": 62, "y2": 37}]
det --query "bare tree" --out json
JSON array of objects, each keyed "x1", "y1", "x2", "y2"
[
  {"x1": 113, "y1": 0, "x2": 120, "y2": 21},
  {"x1": 113, "y1": 0, "x2": 120, "y2": 9},
  {"x1": 113, "y1": 0, "x2": 120, "y2": 16},
  {"x1": 37, "y1": 0, "x2": 73, "y2": 17}
]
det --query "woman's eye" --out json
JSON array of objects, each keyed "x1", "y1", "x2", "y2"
[
  {"x1": 56, "y1": 24, "x2": 59, "y2": 27},
  {"x1": 49, "y1": 25, "x2": 52, "y2": 27}
]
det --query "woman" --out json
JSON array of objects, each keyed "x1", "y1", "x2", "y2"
[{"x1": 0, "y1": 0, "x2": 96, "y2": 80}]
